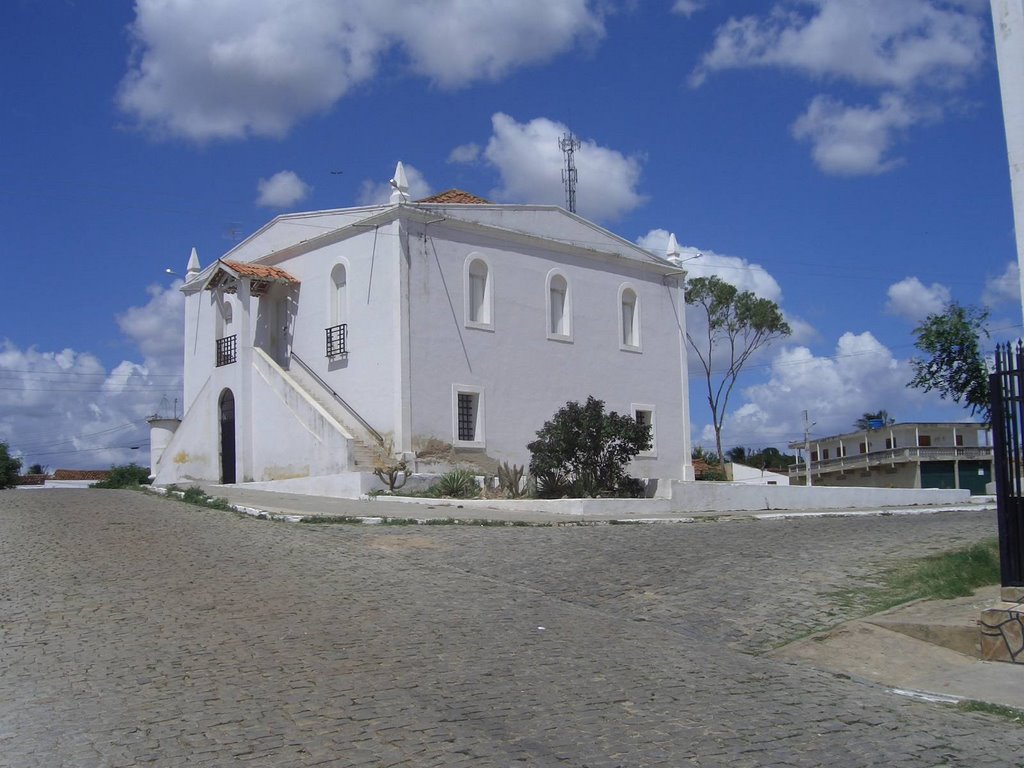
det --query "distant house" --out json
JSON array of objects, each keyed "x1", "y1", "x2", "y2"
[
  {"x1": 150, "y1": 163, "x2": 695, "y2": 495},
  {"x1": 788, "y1": 422, "x2": 993, "y2": 495}
]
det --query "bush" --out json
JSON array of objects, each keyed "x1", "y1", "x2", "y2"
[
  {"x1": 91, "y1": 463, "x2": 152, "y2": 489},
  {"x1": 435, "y1": 469, "x2": 479, "y2": 498},
  {"x1": 528, "y1": 396, "x2": 651, "y2": 498},
  {"x1": 0, "y1": 442, "x2": 21, "y2": 489}
]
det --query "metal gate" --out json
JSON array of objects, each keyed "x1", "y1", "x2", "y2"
[{"x1": 989, "y1": 343, "x2": 1024, "y2": 586}]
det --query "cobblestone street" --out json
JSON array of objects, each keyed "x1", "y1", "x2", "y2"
[{"x1": 1, "y1": 489, "x2": 1020, "y2": 766}]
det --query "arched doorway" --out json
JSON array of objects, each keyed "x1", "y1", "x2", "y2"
[{"x1": 219, "y1": 389, "x2": 236, "y2": 484}]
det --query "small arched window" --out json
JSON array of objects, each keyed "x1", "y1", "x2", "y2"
[
  {"x1": 330, "y1": 263, "x2": 348, "y2": 327},
  {"x1": 619, "y1": 285, "x2": 640, "y2": 350},
  {"x1": 465, "y1": 256, "x2": 493, "y2": 328},
  {"x1": 546, "y1": 271, "x2": 571, "y2": 340}
]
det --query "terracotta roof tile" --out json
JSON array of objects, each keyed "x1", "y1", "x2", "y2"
[
  {"x1": 416, "y1": 189, "x2": 491, "y2": 205},
  {"x1": 221, "y1": 259, "x2": 299, "y2": 283}
]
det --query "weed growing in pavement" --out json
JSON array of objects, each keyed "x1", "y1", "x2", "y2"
[
  {"x1": 829, "y1": 538, "x2": 1001, "y2": 617},
  {"x1": 956, "y1": 700, "x2": 1024, "y2": 726}
]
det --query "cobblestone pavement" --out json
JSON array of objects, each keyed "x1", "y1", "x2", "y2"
[{"x1": 0, "y1": 490, "x2": 1020, "y2": 767}]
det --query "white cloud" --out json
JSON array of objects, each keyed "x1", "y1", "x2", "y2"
[
  {"x1": 671, "y1": 1, "x2": 705, "y2": 17},
  {"x1": 690, "y1": 0, "x2": 985, "y2": 176},
  {"x1": 118, "y1": 0, "x2": 605, "y2": 141},
  {"x1": 699, "y1": 331, "x2": 958, "y2": 450},
  {"x1": 983, "y1": 260, "x2": 1021, "y2": 307},
  {"x1": 885, "y1": 276, "x2": 951, "y2": 323},
  {"x1": 0, "y1": 283, "x2": 184, "y2": 471},
  {"x1": 256, "y1": 170, "x2": 312, "y2": 209},
  {"x1": 448, "y1": 143, "x2": 482, "y2": 164},
  {"x1": 791, "y1": 93, "x2": 918, "y2": 175},
  {"x1": 691, "y1": 0, "x2": 985, "y2": 89},
  {"x1": 357, "y1": 163, "x2": 433, "y2": 205},
  {"x1": 482, "y1": 113, "x2": 646, "y2": 222},
  {"x1": 636, "y1": 229, "x2": 783, "y2": 301}
]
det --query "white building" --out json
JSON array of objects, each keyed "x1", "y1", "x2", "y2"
[
  {"x1": 788, "y1": 422, "x2": 993, "y2": 495},
  {"x1": 151, "y1": 164, "x2": 694, "y2": 495}
]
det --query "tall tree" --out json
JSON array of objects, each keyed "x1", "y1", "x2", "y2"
[
  {"x1": 0, "y1": 441, "x2": 22, "y2": 489},
  {"x1": 908, "y1": 301, "x2": 991, "y2": 422},
  {"x1": 686, "y1": 275, "x2": 792, "y2": 462},
  {"x1": 854, "y1": 410, "x2": 895, "y2": 430}
]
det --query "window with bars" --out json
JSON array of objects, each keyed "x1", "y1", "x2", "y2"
[
  {"x1": 216, "y1": 334, "x2": 237, "y2": 367},
  {"x1": 326, "y1": 324, "x2": 348, "y2": 358},
  {"x1": 457, "y1": 393, "x2": 477, "y2": 442}
]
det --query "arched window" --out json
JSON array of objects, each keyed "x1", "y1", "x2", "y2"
[
  {"x1": 215, "y1": 295, "x2": 233, "y2": 338},
  {"x1": 330, "y1": 263, "x2": 348, "y2": 327},
  {"x1": 619, "y1": 285, "x2": 640, "y2": 350},
  {"x1": 465, "y1": 256, "x2": 492, "y2": 328},
  {"x1": 546, "y1": 271, "x2": 571, "y2": 340}
]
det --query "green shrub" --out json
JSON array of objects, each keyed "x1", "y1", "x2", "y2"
[
  {"x1": 0, "y1": 442, "x2": 21, "y2": 489},
  {"x1": 497, "y1": 462, "x2": 527, "y2": 498},
  {"x1": 435, "y1": 469, "x2": 479, "y2": 498},
  {"x1": 528, "y1": 396, "x2": 651, "y2": 498},
  {"x1": 91, "y1": 463, "x2": 152, "y2": 489},
  {"x1": 181, "y1": 486, "x2": 208, "y2": 505}
]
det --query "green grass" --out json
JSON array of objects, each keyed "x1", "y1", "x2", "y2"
[
  {"x1": 956, "y1": 699, "x2": 1024, "y2": 726},
  {"x1": 831, "y1": 538, "x2": 1001, "y2": 617}
]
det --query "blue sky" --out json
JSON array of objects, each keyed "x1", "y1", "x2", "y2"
[{"x1": 1, "y1": 0, "x2": 1019, "y2": 469}]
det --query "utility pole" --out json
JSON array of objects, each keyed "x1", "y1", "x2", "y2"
[
  {"x1": 803, "y1": 410, "x2": 816, "y2": 487},
  {"x1": 559, "y1": 132, "x2": 580, "y2": 214}
]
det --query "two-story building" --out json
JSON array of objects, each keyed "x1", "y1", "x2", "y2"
[
  {"x1": 788, "y1": 422, "x2": 993, "y2": 495},
  {"x1": 150, "y1": 164, "x2": 695, "y2": 495}
]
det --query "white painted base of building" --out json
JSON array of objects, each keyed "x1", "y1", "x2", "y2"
[{"x1": 191, "y1": 473, "x2": 973, "y2": 513}]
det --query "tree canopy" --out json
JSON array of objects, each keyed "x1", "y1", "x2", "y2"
[
  {"x1": 0, "y1": 441, "x2": 22, "y2": 489},
  {"x1": 854, "y1": 410, "x2": 895, "y2": 430},
  {"x1": 527, "y1": 396, "x2": 651, "y2": 498},
  {"x1": 686, "y1": 275, "x2": 791, "y2": 462},
  {"x1": 908, "y1": 302, "x2": 991, "y2": 422}
]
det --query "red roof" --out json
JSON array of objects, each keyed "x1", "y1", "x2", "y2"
[
  {"x1": 416, "y1": 189, "x2": 491, "y2": 204},
  {"x1": 220, "y1": 259, "x2": 298, "y2": 283}
]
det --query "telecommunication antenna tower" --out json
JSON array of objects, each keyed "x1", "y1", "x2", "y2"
[{"x1": 559, "y1": 132, "x2": 580, "y2": 213}]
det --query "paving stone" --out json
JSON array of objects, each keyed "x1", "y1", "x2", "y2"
[{"x1": 0, "y1": 489, "x2": 1017, "y2": 766}]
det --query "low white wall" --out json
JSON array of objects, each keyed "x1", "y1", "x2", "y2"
[{"x1": 666, "y1": 480, "x2": 968, "y2": 512}]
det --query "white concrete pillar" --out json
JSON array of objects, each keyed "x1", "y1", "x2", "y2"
[{"x1": 992, "y1": 0, "x2": 1024, "y2": 324}]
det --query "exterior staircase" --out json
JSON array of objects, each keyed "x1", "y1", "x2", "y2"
[{"x1": 277, "y1": 351, "x2": 388, "y2": 472}]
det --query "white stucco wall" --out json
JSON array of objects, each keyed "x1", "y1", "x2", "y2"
[{"x1": 402, "y1": 219, "x2": 689, "y2": 478}]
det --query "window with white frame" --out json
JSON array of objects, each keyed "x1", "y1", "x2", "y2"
[
  {"x1": 453, "y1": 385, "x2": 484, "y2": 447},
  {"x1": 465, "y1": 256, "x2": 493, "y2": 329},
  {"x1": 546, "y1": 271, "x2": 571, "y2": 340},
  {"x1": 619, "y1": 285, "x2": 640, "y2": 350},
  {"x1": 330, "y1": 263, "x2": 348, "y2": 327},
  {"x1": 632, "y1": 404, "x2": 656, "y2": 457}
]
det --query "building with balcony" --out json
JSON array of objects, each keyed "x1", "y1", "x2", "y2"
[
  {"x1": 150, "y1": 163, "x2": 694, "y2": 493},
  {"x1": 788, "y1": 422, "x2": 993, "y2": 495}
]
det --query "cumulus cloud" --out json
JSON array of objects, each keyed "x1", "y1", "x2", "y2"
[
  {"x1": 118, "y1": 0, "x2": 605, "y2": 141},
  {"x1": 357, "y1": 163, "x2": 433, "y2": 205},
  {"x1": 0, "y1": 284, "x2": 184, "y2": 470},
  {"x1": 791, "y1": 93, "x2": 918, "y2": 175},
  {"x1": 636, "y1": 229, "x2": 783, "y2": 301},
  {"x1": 691, "y1": 0, "x2": 984, "y2": 89},
  {"x1": 481, "y1": 113, "x2": 646, "y2": 222},
  {"x1": 256, "y1": 171, "x2": 312, "y2": 209},
  {"x1": 690, "y1": 0, "x2": 986, "y2": 176},
  {"x1": 885, "y1": 276, "x2": 951, "y2": 323},
  {"x1": 983, "y1": 260, "x2": 1021, "y2": 307},
  {"x1": 699, "y1": 331, "x2": 957, "y2": 450}
]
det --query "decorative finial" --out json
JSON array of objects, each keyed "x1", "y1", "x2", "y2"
[
  {"x1": 666, "y1": 233, "x2": 682, "y2": 265},
  {"x1": 186, "y1": 247, "x2": 201, "y2": 279},
  {"x1": 389, "y1": 161, "x2": 409, "y2": 204}
]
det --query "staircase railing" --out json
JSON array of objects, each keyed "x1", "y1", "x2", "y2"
[{"x1": 290, "y1": 352, "x2": 385, "y2": 448}]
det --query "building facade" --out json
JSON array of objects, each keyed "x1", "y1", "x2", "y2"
[
  {"x1": 788, "y1": 422, "x2": 993, "y2": 495},
  {"x1": 151, "y1": 165, "x2": 694, "y2": 493}
]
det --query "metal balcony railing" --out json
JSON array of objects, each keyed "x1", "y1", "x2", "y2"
[
  {"x1": 216, "y1": 334, "x2": 237, "y2": 367},
  {"x1": 789, "y1": 445, "x2": 994, "y2": 477},
  {"x1": 326, "y1": 324, "x2": 348, "y2": 358}
]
